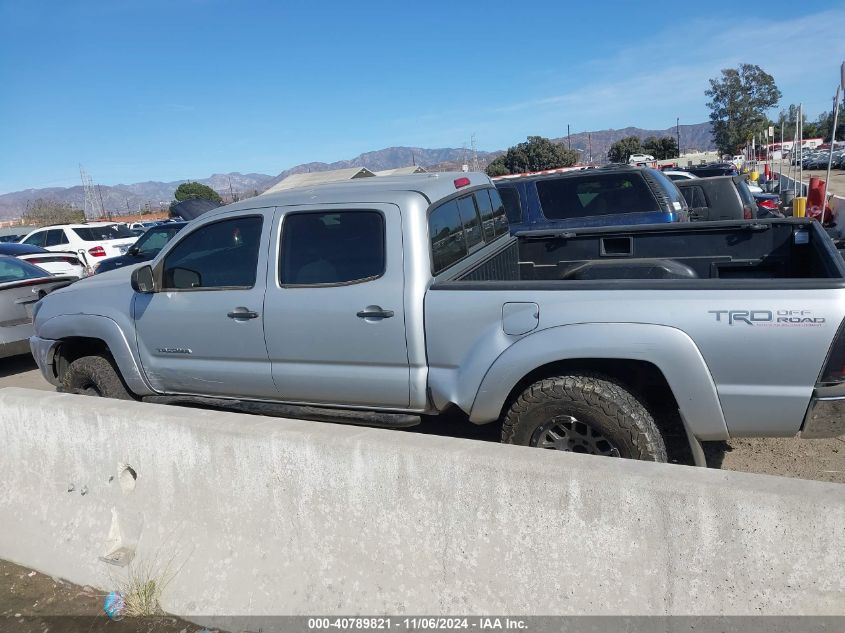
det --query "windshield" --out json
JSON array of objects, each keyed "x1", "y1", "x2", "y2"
[
  {"x1": 133, "y1": 225, "x2": 184, "y2": 255},
  {"x1": 72, "y1": 224, "x2": 137, "y2": 241}
]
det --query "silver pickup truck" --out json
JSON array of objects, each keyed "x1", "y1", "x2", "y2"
[{"x1": 30, "y1": 172, "x2": 845, "y2": 464}]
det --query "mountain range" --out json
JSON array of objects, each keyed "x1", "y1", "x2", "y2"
[{"x1": 0, "y1": 122, "x2": 713, "y2": 219}]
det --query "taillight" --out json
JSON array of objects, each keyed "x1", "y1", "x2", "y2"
[
  {"x1": 743, "y1": 205, "x2": 753, "y2": 219},
  {"x1": 454, "y1": 177, "x2": 471, "y2": 189},
  {"x1": 26, "y1": 257, "x2": 49, "y2": 264},
  {"x1": 758, "y1": 199, "x2": 779, "y2": 210},
  {"x1": 88, "y1": 246, "x2": 106, "y2": 257},
  {"x1": 819, "y1": 320, "x2": 845, "y2": 385}
]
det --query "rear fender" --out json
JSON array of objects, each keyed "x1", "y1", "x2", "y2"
[{"x1": 468, "y1": 322, "x2": 729, "y2": 441}]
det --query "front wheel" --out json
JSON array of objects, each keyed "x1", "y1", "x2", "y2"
[
  {"x1": 501, "y1": 373, "x2": 667, "y2": 461},
  {"x1": 61, "y1": 355, "x2": 134, "y2": 400}
]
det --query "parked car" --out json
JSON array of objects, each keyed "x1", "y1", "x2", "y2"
[
  {"x1": 0, "y1": 243, "x2": 88, "y2": 278},
  {"x1": 663, "y1": 170, "x2": 698, "y2": 182},
  {"x1": 494, "y1": 165, "x2": 689, "y2": 232},
  {"x1": 0, "y1": 234, "x2": 25, "y2": 243},
  {"x1": 687, "y1": 163, "x2": 739, "y2": 178},
  {"x1": 675, "y1": 175, "x2": 758, "y2": 221},
  {"x1": 95, "y1": 222, "x2": 187, "y2": 274},
  {"x1": 628, "y1": 153, "x2": 655, "y2": 164},
  {"x1": 0, "y1": 256, "x2": 75, "y2": 359},
  {"x1": 30, "y1": 172, "x2": 845, "y2": 466},
  {"x1": 20, "y1": 222, "x2": 138, "y2": 263}
]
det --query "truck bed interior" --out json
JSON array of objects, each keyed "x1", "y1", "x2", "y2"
[{"x1": 448, "y1": 220, "x2": 845, "y2": 286}]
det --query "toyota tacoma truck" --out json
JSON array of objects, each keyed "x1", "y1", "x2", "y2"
[{"x1": 29, "y1": 172, "x2": 845, "y2": 465}]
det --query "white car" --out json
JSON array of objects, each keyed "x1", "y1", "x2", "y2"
[
  {"x1": 0, "y1": 243, "x2": 88, "y2": 278},
  {"x1": 20, "y1": 223, "x2": 138, "y2": 264},
  {"x1": 663, "y1": 170, "x2": 698, "y2": 181},
  {"x1": 628, "y1": 153, "x2": 655, "y2": 164}
]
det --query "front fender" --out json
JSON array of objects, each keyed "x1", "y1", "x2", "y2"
[
  {"x1": 36, "y1": 314, "x2": 154, "y2": 396},
  {"x1": 468, "y1": 322, "x2": 729, "y2": 441}
]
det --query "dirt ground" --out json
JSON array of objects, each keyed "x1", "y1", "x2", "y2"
[{"x1": 0, "y1": 561, "x2": 209, "y2": 632}]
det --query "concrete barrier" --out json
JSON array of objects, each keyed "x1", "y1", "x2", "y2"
[{"x1": 0, "y1": 387, "x2": 843, "y2": 620}]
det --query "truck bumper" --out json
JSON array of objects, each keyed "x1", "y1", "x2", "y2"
[
  {"x1": 800, "y1": 395, "x2": 845, "y2": 439},
  {"x1": 29, "y1": 336, "x2": 60, "y2": 387}
]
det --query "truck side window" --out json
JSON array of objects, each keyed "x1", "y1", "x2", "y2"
[
  {"x1": 457, "y1": 195, "x2": 483, "y2": 251},
  {"x1": 488, "y1": 188, "x2": 510, "y2": 237},
  {"x1": 280, "y1": 211, "x2": 385, "y2": 286},
  {"x1": 497, "y1": 186, "x2": 523, "y2": 225},
  {"x1": 682, "y1": 185, "x2": 708, "y2": 209},
  {"x1": 429, "y1": 199, "x2": 467, "y2": 274},
  {"x1": 162, "y1": 216, "x2": 262, "y2": 290}
]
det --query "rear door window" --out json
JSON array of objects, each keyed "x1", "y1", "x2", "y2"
[
  {"x1": 536, "y1": 173, "x2": 656, "y2": 220},
  {"x1": 45, "y1": 229, "x2": 69, "y2": 247},
  {"x1": 280, "y1": 211, "x2": 385, "y2": 286}
]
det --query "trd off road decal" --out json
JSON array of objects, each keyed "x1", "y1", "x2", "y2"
[{"x1": 708, "y1": 309, "x2": 825, "y2": 327}]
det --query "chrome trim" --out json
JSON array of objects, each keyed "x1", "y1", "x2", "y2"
[{"x1": 800, "y1": 396, "x2": 845, "y2": 439}]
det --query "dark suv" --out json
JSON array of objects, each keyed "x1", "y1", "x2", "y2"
[{"x1": 494, "y1": 165, "x2": 689, "y2": 233}]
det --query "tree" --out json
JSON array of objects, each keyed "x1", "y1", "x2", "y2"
[
  {"x1": 173, "y1": 181, "x2": 222, "y2": 203},
  {"x1": 705, "y1": 64, "x2": 782, "y2": 156},
  {"x1": 485, "y1": 136, "x2": 579, "y2": 176},
  {"x1": 485, "y1": 156, "x2": 509, "y2": 177},
  {"x1": 22, "y1": 199, "x2": 85, "y2": 227},
  {"x1": 607, "y1": 136, "x2": 642, "y2": 163},
  {"x1": 642, "y1": 136, "x2": 679, "y2": 160}
]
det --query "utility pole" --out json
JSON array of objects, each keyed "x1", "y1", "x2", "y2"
[
  {"x1": 676, "y1": 117, "x2": 681, "y2": 158},
  {"x1": 567, "y1": 124, "x2": 571, "y2": 150},
  {"x1": 588, "y1": 133, "x2": 592, "y2": 163}
]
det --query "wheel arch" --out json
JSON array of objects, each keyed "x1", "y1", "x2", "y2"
[
  {"x1": 467, "y1": 322, "x2": 729, "y2": 441},
  {"x1": 39, "y1": 314, "x2": 154, "y2": 396}
]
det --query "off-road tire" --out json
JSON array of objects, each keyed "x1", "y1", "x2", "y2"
[
  {"x1": 61, "y1": 355, "x2": 134, "y2": 400},
  {"x1": 502, "y1": 373, "x2": 667, "y2": 461}
]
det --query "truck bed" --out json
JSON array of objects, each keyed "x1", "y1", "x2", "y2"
[{"x1": 445, "y1": 219, "x2": 845, "y2": 288}]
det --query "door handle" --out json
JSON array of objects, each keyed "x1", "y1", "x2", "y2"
[
  {"x1": 357, "y1": 307, "x2": 394, "y2": 319},
  {"x1": 227, "y1": 307, "x2": 260, "y2": 320}
]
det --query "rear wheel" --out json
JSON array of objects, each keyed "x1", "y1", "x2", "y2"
[
  {"x1": 502, "y1": 373, "x2": 667, "y2": 461},
  {"x1": 61, "y1": 355, "x2": 133, "y2": 400}
]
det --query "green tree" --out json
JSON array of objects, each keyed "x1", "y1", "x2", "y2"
[
  {"x1": 607, "y1": 136, "x2": 643, "y2": 163},
  {"x1": 705, "y1": 64, "x2": 782, "y2": 156},
  {"x1": 642, "y1": 136, "x2": 679, "y2": 160},
  {"x1": 22, "y1": 199, "x2": 85, "y2": 227},
  {"x1": 173, "y1": 181, "x2": 222, "y2": 203},
  {"x1": 485, "y1": 136, "x2": 579, "y2": 177},
  {"x1": 485, "y1": 156, "x2": 509, "y2": 177}
]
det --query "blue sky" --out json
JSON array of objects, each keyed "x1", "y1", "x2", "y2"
[{"x1": 1, "y1": 0, "x2": 844, "y2": 193}]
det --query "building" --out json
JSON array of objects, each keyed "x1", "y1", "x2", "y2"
[{"x1": 261, "y1": 167, "x2": 376, "y2": 195}]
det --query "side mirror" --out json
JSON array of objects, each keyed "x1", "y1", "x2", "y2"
[{"x1": 131, "y1": 265, "x2": 155, "y2": 294}]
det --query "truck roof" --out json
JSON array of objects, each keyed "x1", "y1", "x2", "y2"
[{"x1": 217, "y1": 171, "x2": 494, "y2": 214}]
